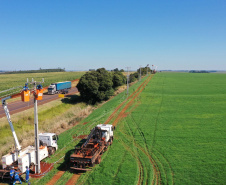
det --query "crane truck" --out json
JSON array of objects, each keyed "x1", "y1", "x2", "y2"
[
  {"x1": 0, "y1": 96, "x2": 58, "y2": 179},
  {"x1": 70, "y1": 124, "x2": 114, "y2": 171}
]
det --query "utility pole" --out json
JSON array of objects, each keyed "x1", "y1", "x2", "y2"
[
  {"x1": 126, "y1": 67, "x2": 130, "y2": 98},
  {"x1": 147, "y1": 64, "x2": 149, "y2": 76},
  {"x1": 27, "y1": 78, "x2": 44, "y2": 174},
  {"x1": 33, "y1": 81, "x2": 40, "y2": 174},
  {"x1": 139, "y1": 65, "x2": 142, "y2": 81}
]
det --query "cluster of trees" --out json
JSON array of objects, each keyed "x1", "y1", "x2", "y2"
[
  {"x1": 77, "y1": 68, "x2": 126, "y2": 104},
  {"x1": 77, "y1": 67, "x2": 153, "y2": 104},
  {"x1": 129, "y1": 66, "x2": 152, "y2": 82},
  {"x1": 4, "y1": 68, "x2": 65, "y2": 74},
  {"x1": 112, "y1": 68, "x2": 124, "y2": 72}
]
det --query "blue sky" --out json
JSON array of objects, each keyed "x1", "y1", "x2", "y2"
[{"x1": 0, "y1": 0, "x2": 225, "y2": 71}]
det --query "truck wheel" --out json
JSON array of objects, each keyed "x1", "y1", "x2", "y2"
[
  {"x1": 29, "y1": 163, "x2": 35, "y2": 172},
  {"x1": 48, "y1": 147, "x2": 56, "y2": 156},
  {"x1": 95, "y1": 156, "x2": 101, "y2": 164}
]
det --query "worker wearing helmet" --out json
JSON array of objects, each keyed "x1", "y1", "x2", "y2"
[
  {"x1": 23, "y1": 83, "x2": 29, "y2": 91},
  {"x1": 37, "y1": 84, "x2": 43, "y2": 89},
  {"x1": 25, "y1": 166, "x2": 30, "y2": 183},
  {"x1": 13, "y1": 170, "x2": 22, "y2": 184},
  {"x1": 10, "y1": 166, "x2": 15, "y2": 182}
]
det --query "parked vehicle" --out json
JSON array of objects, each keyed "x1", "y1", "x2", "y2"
[
  {"x1": 0, "y1": 96, "x2": 58, "y2": 179},
  {"x1": 48, "y1": 81, "x2": 71, "y2": 94},
  {"x1": 70, "y1": 124, "x2": 114, "y2": 171}
]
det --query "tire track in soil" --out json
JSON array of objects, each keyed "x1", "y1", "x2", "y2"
[
  {"x1": 152, "y1": 148, "x2": 174, "y2": 185},
  {"x1": 129, "y1": 112, "x2": 162, "y2": 185},
  {"x1": 125, "y1": 116, "x2": 157, "y2": 185},
  {"x1": 46, "y1": 170, "x2": 66, "y2": 185},
  {"x1": 119, "y1": 138, "x2": 144, "y2": 185},
  {"x1": 49, "y1": 76, "x2": 153, "y2": 185},
  {"x1": 118, "y1": 121, "x2": 146, "y2": 185},
  {"x1": 112, "y1": 75, "x2": 153, "y2": 128},
  {"x1": 65, "y1": 174, "x2": 81, "y2": 185},
  {"x1": 104, "y1": 76, "x2": 152, "y2": 125},
  {"x1": 108, "y1": 75, "x2": 159, "y2": 185}
]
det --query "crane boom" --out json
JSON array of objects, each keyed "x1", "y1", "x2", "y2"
[{"x1": 2, "y1": 96, "x2": 21, "y2": 152}]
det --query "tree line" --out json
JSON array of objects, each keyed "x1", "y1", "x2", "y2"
[{"x1": 3, "y1": 68, "x2": 65, "y2": 74}]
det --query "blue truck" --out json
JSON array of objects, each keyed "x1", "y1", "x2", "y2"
[{"x1": 48, "y1": 81, "x2": 71, "y2": 95}]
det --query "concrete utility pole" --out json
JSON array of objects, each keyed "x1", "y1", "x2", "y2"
[
  {"x1": 146, "y1": 64, "x2": 149, "y2": 76},
  {"x1": 27, "y1": 78, "x2": 44, "y2": 174},
  {"x1": 33, "y1": 81, "x2": 40, "y2": 174},
  {"x1": 139, "y1": 65, "x2": 142, "y2": 81},
  {"x1": 126, "y1": 67, "x2": 130, "y2": 98}
]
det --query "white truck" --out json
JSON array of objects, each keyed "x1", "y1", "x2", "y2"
[
  {"x1": 2, "y1": 133, "x2": 58, "y2": 173},
  {"x1": 70, "y1": 124, "x2": 114, "y2": 171},
  {"x1": 48, "y1": 81, "x2": 71, "y2": 95},
  {"x1": 0, "y1": 96, "x2": 58, "y2": 177}
]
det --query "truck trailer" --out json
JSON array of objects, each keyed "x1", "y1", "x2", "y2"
[
  {"x1": 48, "y1": 81, "x2": 71, "y2": 95},
  {"x1": 70, "y1": 124, "x2": 114, "y2": 171}
]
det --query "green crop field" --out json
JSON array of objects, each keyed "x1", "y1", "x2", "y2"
[
  {"x1": 0, "y1": 71, "x2": 85, "y2": 97},
  {"x1": 75, "y1": 72, "x2": 226, "y2": 184}
]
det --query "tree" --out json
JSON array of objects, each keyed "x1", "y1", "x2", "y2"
[
  {"x1": 113, "y1": 68, "x2": 119, "y2": 72},
  {"x1": 77, "y1": 68, "x2": 114, "y2": 104},
  {"x1": 112, "y1": 71, "x2": 126, "y2": 89},
  {"x1": 129, "y1": 72, "x2": 139, "y2": 82},
  {"x1": 137, "y1": 67, "x2": 151, "y2": 76}
]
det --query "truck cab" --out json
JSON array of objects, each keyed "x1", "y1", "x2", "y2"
[
  {"x1": 39, "y1": 133, "x2": 58, "y2": 154},
  {"x1": 96, "y1": 124, "x2": 114, "y2": 143},
  {"x1": 48, "y1": 84, "x2": 56, "y2": 94}
]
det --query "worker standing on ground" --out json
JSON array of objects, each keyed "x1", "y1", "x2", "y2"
[
  {"x1": 13, "y1": 170, "x2": 22, "y2": 185},
  {"x1": 10, "y1": 166, "x2": 15, "y2": 183},
  {"x1": 25, "y1": 166, "x2": 30, "y2": 183}
]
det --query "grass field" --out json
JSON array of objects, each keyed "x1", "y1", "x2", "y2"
[
  {"x1": 74, "y1": 72, "x2": 226, "y2": 184},
  {"x1": 0, "y1": 71, "x2": 85, "y2": 97}
]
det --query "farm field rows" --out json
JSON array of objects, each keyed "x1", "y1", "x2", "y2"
[{"x1": 72, "y1": 72, "x2": 226, "y2": 184}]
